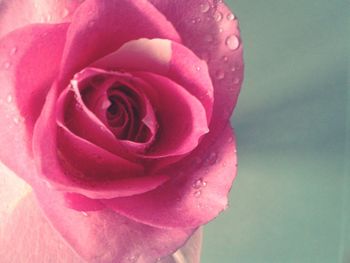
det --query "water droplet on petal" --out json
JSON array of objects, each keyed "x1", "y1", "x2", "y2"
[
  {"x1": 204, "y1": 34, "x2": 214, "y2": 43},
  {"x1": 215, "y1": 70, "x2": 225, "y2": 80},
  {"x1": 75, "y1": 103, "x2": 83, "y2": 110},
  {"x1": 226, "y1": 35, "x2": 240, "y2": 50},
  {"x1": 192, "y1": 178, "x2": 207, "y2": 189},
  {"x1": 81, "y1": 212, "x2": 88, "y2": 217},
  {"x1": 207, "y1": 152, "x2": 217, "y2": 165},
  {"x1": 222, "y1": 56, "x2": 229, "y2": 62},
  {"x1": 231, "y1": 66, "x2": 236, "y2": 72},
  {"x1": 88, "y1": 20, "x2": 95, "y2": 27},
  {"x1": 219, "y1": 27, "x2": 224, "y2": 33},
  {"x1": 227, "y1": 13, "x2": 235, "y2": 21},
  {"x1": 196, "y1": 17, "x2": 202, "y2": 23},
  {"x1": 195, "y1": 66, "x2": 201, "y2": 71},
  {"x1": 200, "y1": 2, "x2": 210, "y2": 13},
  {"x1": 6, "y1": 94, "x2": 12, "y2": 103},
  {"x1": 194, "y1": 190, "x2": 201, "y2": 198},
  {"x1": 191, "y1": 18, "x2": 197, "y2": 24},
  {"x1": 213, "y1": 11, "x2": 223, "y2": 22},
  {"x1": 10, "y1": 47, "x2": 17, "y2": 55},
  {"x1": 13, "y1": 116, "x2": 19, "y2": 124},
  {"x1": 233, "y1": 77, "x2": 240, "y2": 84}
]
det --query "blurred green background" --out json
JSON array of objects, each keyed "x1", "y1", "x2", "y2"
[{"x1": 202, "y1": 1, "x2": 349, "y2": 262}]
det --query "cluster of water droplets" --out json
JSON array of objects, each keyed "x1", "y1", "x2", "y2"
[{"x1": 189, "y1": 0, "x2": 242, "y2": 91}]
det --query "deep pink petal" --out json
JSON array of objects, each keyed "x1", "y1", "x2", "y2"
[
  {"x1": 150, "y1": 0, "x2": 244, "y2": 134},
  {"x1": 133, "y1": 72, "x2": 209, "y2": 159},
  {"x1": 58, "y1": 0, "x2": 181, "y2": 83},
  {"x1": 0, "y1": 0, "x2": 83, "y2": 38},
  {"x1": 55, "y1": 124, "x2": 170, "y2": 199},
  {"x1": 93, "y1": 38, "x2": 214, "y2": 122},
  {"x1": 57, "y1": 68, "x2": 157, "y2": 155},
  {"x1": 0, "y1": 24, "x2": 68, "y2": 183},
  {"x1": 103, "y1": 124, "x2": 237, "y2": 228}
]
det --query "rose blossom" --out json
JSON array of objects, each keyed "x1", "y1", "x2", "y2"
[{"x1": 0, "y1": 0, "x2": 243, "y2": 262}]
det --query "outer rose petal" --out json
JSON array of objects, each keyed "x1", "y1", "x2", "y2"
[
  {"x1": 0, "y1": 166, "x2": 200, "y2": 263},
  {"x1": 0, "y1": 24, "x2": 68, "y2": 183},
  {"x1": 103, "y1": 124, "x2": 237, "y2": 228},
  {"x1": 149, "y1": 0, "x2": 244, "y2": 134},
  {"x1": 58, "y1": 0, "x2": 181, "y2": 83},
  {"x1": 0, "y1": 0, "x2": 84, "y2": 38},
  {"x1": 34, "y1": 185, "x2": 195, "y2": 263}
]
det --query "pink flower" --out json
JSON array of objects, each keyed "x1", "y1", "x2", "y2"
[{"x1": 0, "y1": 0, "x2": 243, "y2": 262}]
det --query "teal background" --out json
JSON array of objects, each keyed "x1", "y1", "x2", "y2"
[{"x1": 202, "y1": 1, "x2": 349, "y2": 262}]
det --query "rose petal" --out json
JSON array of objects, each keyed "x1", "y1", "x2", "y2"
[
  {"x1": 93, "y1": 38, "x2": 214, "y2": 122},
  {"x1": 0, "y1": 0, "x2": 83, "y2": 38},
  {"x1": 103, "y1": 124, "x2": 237, "y2": 228},
  {"x1": 0, "y1": 24, "x2": 68, "y2": 183},
  {"x1": 54, "y1": 124, "x2": 170, "y2": 199},
  {"x1": 0, "y1": 184, "x2": 196, "y2": 263},
  {"x1": 132, "y1": 72, "x2": 209, "y2": 159},
  {"x1": 150, "y1": 0, "x2": 244, "y2": 134},
  {"x1": 34, "y1": 186, "x2": 195, "y2": 263},
  {"x1": 58, "y1": 0, "x2": 181, "y2": 83}
]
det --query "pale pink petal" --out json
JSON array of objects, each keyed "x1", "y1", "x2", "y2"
[
  {"x1": 0, "y1": 0, "x2": 84, "y2": 38},
  {"x1": 58, "y1": 0, "x2": 181, "y2": 83},
  {"x1": 0, "y1": 185, "x2": 196, "y2": 263},
  {"x1": 34, "y1": 185, "x2": 195, "y2": 263},
  {"x1": 103, "y1": 124, "x2": 237, "y2": 228},
  {"x1": 0, "y1": 24, "x2": 68, "y2": 183}
]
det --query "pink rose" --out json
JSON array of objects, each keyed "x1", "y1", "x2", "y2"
[{"x1": 0, "y1": 0, "x2": 243, "y2": 262}]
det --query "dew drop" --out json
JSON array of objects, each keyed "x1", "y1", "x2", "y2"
[
  {"x1": 194, "y1": 190, "x2": 201, "y2": 198},
  {"x1": 196, "y1": 17, "x2": 202, "y2": 23},
  {"x1": 215, "y1": 70, "x2": 225, "y2": 80},
  {"x1": 6, "y1": 94, "x2": 12, "y2": 103},
  {"x1": 206, "y1": 152, "x2": 217, "y2": 165},
  {"x1": 219, "y1": 27, "x2": 224, "y2": 33},
  {"x1": 191, "y1": 18, "x2": 197, "y2": 24},
  {"x1": 192, "y1": 178, "x2": 207, "y2": 189},
  {"x1": 195, "y1": 66, "x2": 201, "y2": 72},
  {"x1": 81, "y1": 212, "x2": 88, "y2": 217},
  {"x1": 222, "y1": 56, "x2": 229, "y2": 62},
  {"x1": 10, "y1": 47, "x2": 17, "y2": 55},
  {"x1": 226, "y1": 13, "x2": 235, "y2": 21},
  {"x1": 3, "y1": 62, "x2": 10, "y2": 69},
  {"x1": 200, "y1": 2, "x2": 210, "y2": 13},
  {"x1": 213, "y1": 11, "x2": 223, "y2": 22},
  {"x1": 233, "y1": 77, "x2": 240, "y2": 84},
  {"x1": 231, "y1": 66, "x2": 236, "y2": 72},
  {"x1": 204, "y1": 34, "x2": 214, "y2": 43},
  {"x1": 13, "y1": 116, "x2": 19, "y2": 124},
  {"x1": 226, "y1": 35, "x2": 240, "y2": 50},
  {"x1": 75, "y1": 103, "x2": 83, "y2": 110},
  {"x1": 88, "y1": 20, "x2": 95, "y2": 27}
]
